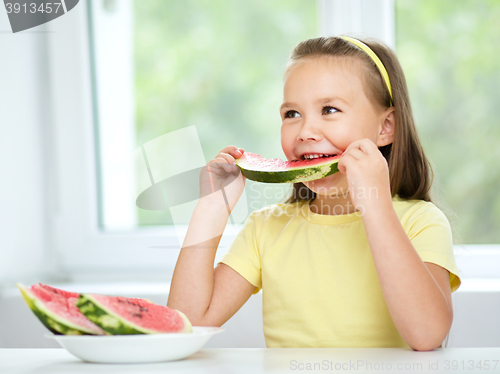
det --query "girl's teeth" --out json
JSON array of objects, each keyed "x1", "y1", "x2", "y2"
[
  {"x1": 305, "y1": 154, "x2": 323, "y2": 159},
  {"x1": 302, "y1": 153, "x2": 337, "y2": 160}
]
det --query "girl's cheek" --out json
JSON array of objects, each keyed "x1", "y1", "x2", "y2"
[
  {"x1": 281, "y1": 137, "x2": 295, "y2": 158},
  {"x1": 280, "y1": 131, "x2": 290, "y2": 150}
]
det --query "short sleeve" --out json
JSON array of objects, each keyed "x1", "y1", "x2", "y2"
[
  {"x1": 217, "y1": 211, "x2": 262, "y2": 294},
  {"x1": 406, "y1": 203, "x2": 462, "y2": 293}
]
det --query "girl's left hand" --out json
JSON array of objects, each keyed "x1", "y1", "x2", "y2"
[{"x1": 337, "y1": 138, "x2": 392, "y2": 210}]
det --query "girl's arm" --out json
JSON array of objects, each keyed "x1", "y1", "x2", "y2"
[
  {"x1": 167, "y1": 146, "x2": 256, "y2": 326},
  {"x1": 338, "y1": 139, "x2": 453, "y2": 351},
  {"x1": 361, "y1": 198, "x2": 453, "y2": 351},
  {"x1": 167, "y1": 200, "x2": 256, "y2": 326}
]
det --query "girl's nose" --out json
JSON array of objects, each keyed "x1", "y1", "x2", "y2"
[{"x1": 297, "y1": 119, "x2": 322, "y2": 142}]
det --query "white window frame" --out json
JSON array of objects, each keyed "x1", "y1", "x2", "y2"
[
  {"x1": 47, "y1": 0, "x2": 499, "y2": 280},
  {"x1": 317, "y1": 0, "x2": 395, "y2": 49}
]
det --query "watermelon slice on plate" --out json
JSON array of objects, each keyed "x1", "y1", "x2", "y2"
[
  {"x1": 17, "y1": 283, "x2": 106, "y2": 335},
  {"x1": 76, "y1": 293, "x2": 192, "y2": 334},
  {"x1": 235, "y1": 152, "x2": 342, "y2": 183}
]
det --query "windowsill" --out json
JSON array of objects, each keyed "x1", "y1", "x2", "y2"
[
  {"x1": 1, "y1": 282, "x2": 172, "y2": 300},
  {"x1": 2, "y1": 278, "x2": 499, "y2": 299},
  {"x1": 454, "y1": 278, "x2": 500, "y2": 293}
]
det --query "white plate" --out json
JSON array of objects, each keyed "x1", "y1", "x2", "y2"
[{"x1": 45, "y1": 326, "x2": 224, "y2": 363}]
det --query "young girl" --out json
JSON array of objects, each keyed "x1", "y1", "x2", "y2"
[{"x1": 167, "y1": 35, "x2": 461, "y2": 351}]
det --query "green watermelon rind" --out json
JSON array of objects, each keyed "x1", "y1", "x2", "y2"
[
  {"x1": 16, "y1": 283, "x2": 104, "y2": 336},
  {"x1": 235, "y1": 156, "x2": 340, "y2": 183},
  {"x1": 76, "y1": 294, "x2": 193, "y2": 335}
]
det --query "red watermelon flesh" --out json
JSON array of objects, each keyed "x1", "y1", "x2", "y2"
[
  {"x1": 87, "y1": 294, "x2": 191, "y2": 333},
  {"x1": 21, "y1": 283, "x2": 106, "y2": 335},
  {"x1": 238, "y1": 152, "x2": 342, "y2": 171}
]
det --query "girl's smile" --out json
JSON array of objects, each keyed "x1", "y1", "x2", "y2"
[{"x1": 280, "y1": 55, "x2": 393, "y2": 204}]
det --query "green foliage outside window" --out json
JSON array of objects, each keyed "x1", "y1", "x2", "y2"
[
  {"x1": 396, "y1": 0, "x2": 500, "y2": 243},
  {"x1": 133, "y1": 0, "x2": 316, "y2": 225}
]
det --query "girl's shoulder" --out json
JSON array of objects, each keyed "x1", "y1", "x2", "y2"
[{"x1": 392, "y1": 195, "x2": 449, "y2": 227}]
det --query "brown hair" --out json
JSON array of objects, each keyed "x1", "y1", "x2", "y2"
[{"x1": 281, "y1": 36, "x2": 434, "y2": 205}]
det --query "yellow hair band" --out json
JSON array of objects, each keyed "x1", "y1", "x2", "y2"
[{"x1": 339, "y1": 36, "x2": 393, "y2": 106}]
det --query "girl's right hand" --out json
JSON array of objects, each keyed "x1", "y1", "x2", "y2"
[{"x1": 199, "y1": 146, "x2": 246, "y2": 211}]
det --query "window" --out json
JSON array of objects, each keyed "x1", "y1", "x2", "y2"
[
  {"x1": 395, "y1": 0, "x2": 500, "y2": 245},
  {"x1": 93, "y1": 0, "x2": 317, "y2": 232}
]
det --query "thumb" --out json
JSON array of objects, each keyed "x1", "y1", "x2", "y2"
[{"x1": 337, "y1": 158, "x2": 347, "y2": 174}]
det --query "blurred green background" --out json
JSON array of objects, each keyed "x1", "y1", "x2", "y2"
[
  {"x1": 132, "y1": 0, "x2": 500, "y2": 244},
  {"x1": 396, "y1": 0, "x2": 500, "y2": 244},
  {"x1": 133, "y1": 0, "x2": 316, "y2": 226}
]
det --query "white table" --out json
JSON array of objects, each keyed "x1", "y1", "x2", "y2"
[{"x1": 1, "y1": 348, "x2": 499, "y2": 373}]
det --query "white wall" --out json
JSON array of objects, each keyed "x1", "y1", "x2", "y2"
[{"x1": 0, "y1": 7, "x2": 57, "y2": 289}]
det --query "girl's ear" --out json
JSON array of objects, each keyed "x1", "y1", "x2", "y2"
[{"x1": 376, "y1": 108, "x2": 395, "y2": 147}]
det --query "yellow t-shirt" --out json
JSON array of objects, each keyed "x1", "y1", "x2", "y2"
[{"x1": 218, "y1": 195, "x2": 461, "y2": 348}]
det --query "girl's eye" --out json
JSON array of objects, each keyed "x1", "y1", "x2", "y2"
[
  {"x1": 284, "y1": 110, "x2": 301, "y2": 119},
  {"x1": 322, "y1": 106, "x2": 338, "y2": 115}
]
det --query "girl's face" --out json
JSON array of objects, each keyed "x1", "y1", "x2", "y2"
[{"x1": 280, "y1": 56, "x2": 393, "y2": 197}]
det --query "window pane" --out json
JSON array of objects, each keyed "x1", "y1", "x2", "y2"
[
  {"x1": 132, "y1": 0, "x2": 317, "y2": 227},
  {"x1": 395, "y1": 0, "x2": 500, "y2": 244}
]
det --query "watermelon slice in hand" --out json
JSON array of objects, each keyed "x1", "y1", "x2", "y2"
[
  {"x1": 235, "y1": 152, "x2": 342, "y2": 183},
  {"x1": 76, "y1": 293, "x2": 192, "y2": 334},
  {"x1": 17, "y1": 283, "x2": 106, "y2": 335}
]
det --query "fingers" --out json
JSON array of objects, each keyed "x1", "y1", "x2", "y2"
[
  {"x1": 338, "y1": 143, "x2": 364, "y2": 173},
  {"x1": 344, "y1": 138, "x2": 377, "y2": 155},
  {"x1": 339, "y1": 138, "x2": 377, "y2": 169},
  {"x1": 219, "y1": 145, "x2": 244, "y2": 160},
  {"x1": 217, "y1": 146, "x2": 244, "y2": 164},
  {"x1": 344, "y1": 148, "x2": 364, "y2": 161},
  {"x1": 337, "y1": 155, "x2": 351, "y2": 174},
  {"x1": 211, "y1": 157, "x2": 233, "y2": 174},
  {"x1": 338, "y1": 138, "x2": 385, "y2": 174},
  {"x1": 209, "y1": 146, "x2": 245, "y2": 173}
]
